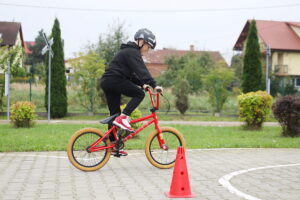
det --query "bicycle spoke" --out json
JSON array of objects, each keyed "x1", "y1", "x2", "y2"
[
  {"x1": 72, "y1": 132, "x2": 107, "y2": 168},
  {"x1": 148, "y1": 130, "x2": 182, "y2": 166}
]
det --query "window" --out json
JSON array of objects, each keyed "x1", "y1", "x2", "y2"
[{"x1": 295, "y1": 78, "x2": 300, "y2": 87}]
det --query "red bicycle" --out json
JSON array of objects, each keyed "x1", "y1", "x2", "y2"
[{"x1": 67, "y1": 88, "x2": 186, "y2": 171}]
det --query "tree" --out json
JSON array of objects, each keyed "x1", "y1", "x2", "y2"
[
  {"x1": 156, "y1": 55, "x2": 184, "y2": 87},
  {"x1": 0, "y1": 40, "x2": 23, "y2": 111},
  {"x1": 172, "y1": 79, "x2": 190, "y2": 116},
  {"x1": 184, "y1": 53, "x2": 213, "y2": 93},
  {"x1": 157, "y1": 53, "x2": 215, "y2": 94},
  {"x1": 242, "y1": 20, "x2": 263, "y2": 93},
  {"x1": 204, "y1": 62, "x2": 234, "y2": 115},
  {"x1": 97, "y1": 21, "x2": 128, "y2": 64},
  {"x1": 45, "y1": 18, "x2": 67, "y2": 118},
  {"x1": 26, "y1": 30, "x2": 46, "y2": 65},
  {"x1": 32, "y1": 63, "x2": 46, "y2": 82},
  {"x1": 0, "y1": 40, "x2": 24, "y2": 74},
  {"x1": 231, "y1": 54, "x2": 243, "y2": 79},
  {"x1": 95, "y1": 22, "x2": 129, "y2": 99},
  {"x1": 25, "y1": 30, "x2": 47, "y2": 81},
  {"x1": 69, "y1": 49, "x2": 105, "y2": 114}
]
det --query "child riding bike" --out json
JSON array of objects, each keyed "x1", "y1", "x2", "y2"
[{"x1": 100, "y1": 28, "x2": 163, "y2": 156}]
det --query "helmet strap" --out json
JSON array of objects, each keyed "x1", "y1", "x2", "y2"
[{"x1": 137, "y1": 39, "x2": 145, "y2": 49}]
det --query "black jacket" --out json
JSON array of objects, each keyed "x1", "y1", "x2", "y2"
[{"x1": 101, "y1": 42, "x2": 156, "y2": 88}]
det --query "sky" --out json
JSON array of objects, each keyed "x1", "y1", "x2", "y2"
[{"x1": 1, "y1": 0, "x2": 300, "y2": 64}]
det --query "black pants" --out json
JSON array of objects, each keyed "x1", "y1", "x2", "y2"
[{"x1": 100, "y1": 76, "x2": 145, "y2": 116}]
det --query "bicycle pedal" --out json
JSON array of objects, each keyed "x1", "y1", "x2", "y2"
[{"x1": 113, "y1": 153, "x2": 121, "y2": 158}]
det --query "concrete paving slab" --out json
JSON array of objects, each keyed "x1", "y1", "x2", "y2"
[{"x1": 0, "y1": 148, "x2": 299, "y2": 200}]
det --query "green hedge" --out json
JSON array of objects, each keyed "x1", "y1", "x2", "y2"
[
  {"x1": 10, "y1": 101, "x2": 37, "y2": 128},
  {"x1": 238, "y1": 91, "x2": 273, "y2": 129}
]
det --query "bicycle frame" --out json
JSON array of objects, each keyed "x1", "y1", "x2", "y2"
[{"x1": 88, "y1": 88, "x2": 167, "y2": 152}]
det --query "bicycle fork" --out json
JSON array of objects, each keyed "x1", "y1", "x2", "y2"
[{"x1": 154, "y1": 117, "x2": 168, "y2": 151}]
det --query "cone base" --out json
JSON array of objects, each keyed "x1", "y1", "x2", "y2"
[{"x1": 165, "y1": 192, "x2": 196, "y2": 198}]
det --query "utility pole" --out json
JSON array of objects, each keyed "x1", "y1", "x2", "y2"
[
  {"x1": 29, "y1": 65, "x2": 33, "y2": 102},
  {"x1": 41, "y1": 33, "x2": 54, "y2": 123},
  {"x1": 4, "y1": 60, "x2": 11, "y2": 120},
  {"x1": 265, "y1": 45, "x2": 271, "y2": 94},
  {"x1": 29, "y1": 71, "x2": 32, "y2": 102}
]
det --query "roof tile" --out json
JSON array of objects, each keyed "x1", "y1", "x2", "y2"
[
  {"x1": 0, "y1": 21, "x2": 23, "y2": 46},
  {"x1": 143, "y1": 49, "x2": 225, "y2": 64},
  {"x1": 234, "y1": 20, "x2": 300, "y2": 51}
]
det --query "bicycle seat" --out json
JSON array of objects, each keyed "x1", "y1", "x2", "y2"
[{"x1": 99, "y1": 113, "x2": 119, "y2": 124}]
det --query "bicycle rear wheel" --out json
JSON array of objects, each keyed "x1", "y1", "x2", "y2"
[
  {"x1": 67, "y1": 128, "x2": 111, "y2": 171},
  {"x1": 145, "y1": 127, "x2": 186, "y2": 169}
]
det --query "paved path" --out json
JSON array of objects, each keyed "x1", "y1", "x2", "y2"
[
  {"x1": 0, "y1": 148, "x2": 299, "y2": 200},
  {"x1": 0, "y1": 120, "x2": 280, "y2": 126}
]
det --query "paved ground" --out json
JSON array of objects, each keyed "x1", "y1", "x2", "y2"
[{"x1": 0, "y1": 148, "x2": 299, "y2": 200}]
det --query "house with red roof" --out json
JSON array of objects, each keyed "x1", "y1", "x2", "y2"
[
  {"x1": 234, "y1": 19, "x2": 300, "y2": 90},
  {"x1": 24, "y1": 41, "x2": 35, "y2": 55},
  {"x1": 0, "y1": 21, "x2": 25, "y2": 74},
  {"x1": 143, "y1": 45, "x2": 227, "y2": 77}
]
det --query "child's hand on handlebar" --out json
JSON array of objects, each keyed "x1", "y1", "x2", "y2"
[
  {"x1": 143, "y1": 84, "x2": 151, "y2": 91},
  {"x1": 155, "y1": 86, "x2": 163, "y2": 93},
  {"x1": 143, "y1": 85, "x2": 163, "y2": 93}
]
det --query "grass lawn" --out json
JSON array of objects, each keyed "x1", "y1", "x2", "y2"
[{"x1": 0, "y1": 123, "x2": 299, "y2": 152}]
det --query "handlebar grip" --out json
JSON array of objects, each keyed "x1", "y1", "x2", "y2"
[
  {"x1": 156, "y1": 88, "x2": 163, "y2": 93},
  {"x1": 145, "y1": 86, "x2": 151, "y2": 92}
]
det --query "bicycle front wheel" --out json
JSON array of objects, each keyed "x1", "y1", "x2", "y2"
[
  {"x1": 67, "y1": 128, "x2": 111, "y2": 171},
  {"x1": 145, "y1": 127, "x2": 186, "y2": 169}
]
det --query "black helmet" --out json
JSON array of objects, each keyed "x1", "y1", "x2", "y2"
[{"x1": 134, "y1": 28, "x2": 156, "y2": 49}]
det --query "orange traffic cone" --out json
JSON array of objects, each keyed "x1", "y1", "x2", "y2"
[{"x1": 165, "y1": 146, "x2": 196, "y2": 198}]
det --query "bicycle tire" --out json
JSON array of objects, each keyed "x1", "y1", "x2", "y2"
[
  {"x1": 67, "y1": 128, "x2": 111, "y2": 171},
  {"x1": 145, "y1": 127, "x2": 186, "y2": 169}
]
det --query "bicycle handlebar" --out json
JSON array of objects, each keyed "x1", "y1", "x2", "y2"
[
  {"x1": 145, "y1": 87, "x2": 162, "y2": 94},
  {"x1": 146, "y1": 87, "x2": 161, "y2": 110}
]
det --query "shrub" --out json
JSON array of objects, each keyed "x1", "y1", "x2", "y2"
[
  {"x1": 237, "y1": 91, "x2": 273, "y2": 130},
  {"x1": 172, "y1": 79, "x2": 190, "y2": 115},
  {"x1": 272, "y1": 96, "x2": 300, "y2": 137},
  {"x1": 120, "y1": 105, "x2": 142, "y2": 130},
  {"x1": 204, "y1": 64, "x2": 234, "y2": 115},
  {"x1": 10, "y1": 101, "x2": 37, "y2": 128}
]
